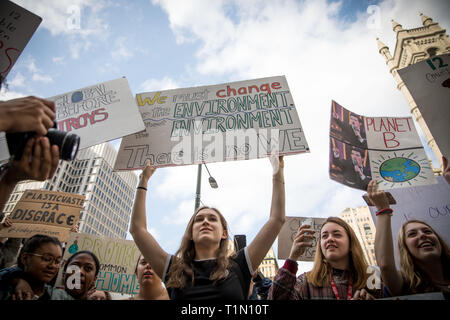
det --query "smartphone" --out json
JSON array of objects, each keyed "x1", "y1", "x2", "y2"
[{"x1": 362, "y1": 192, "x2": 396, "y2": 206}]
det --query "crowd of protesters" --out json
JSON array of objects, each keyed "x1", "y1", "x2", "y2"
[{"x1": 0, "y1": 72, "x2": 449, "y2": 301}]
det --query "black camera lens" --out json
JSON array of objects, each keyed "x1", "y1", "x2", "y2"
[
  {"x1": 46, "y1": 129, "x2": 80, "y2": 161},
  {"x1": 6, "y1": 128, "x2": 80, "y2": 161}
]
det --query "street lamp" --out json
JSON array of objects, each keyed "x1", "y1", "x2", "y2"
[{"x1": 194, "y1": 163, "x2": 218, "y2": 212}]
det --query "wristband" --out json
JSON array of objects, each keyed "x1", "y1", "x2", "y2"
[
  {"x1": 376, "y1": 208, "x2": 393, "y2": 216},
  {"x1": 283, "y1": 258, "x2": 298, "y2": 274},
  {"x1": 137, "y1": 186, "x2": 147, "y2": 191}
]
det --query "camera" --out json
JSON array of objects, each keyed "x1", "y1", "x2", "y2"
[{"x1": 5, "y1": 123, "x2": 80, "y2": 161}]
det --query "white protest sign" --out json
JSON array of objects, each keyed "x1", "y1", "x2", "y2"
[
  {"x1": 114, "y1": 76, "x2": 309, "y2": 170},
  {"x1": 397, "y1": 54, "x2": 450, "y2": 158},
  {"x1": 369, "y1": 176, "x2": 450, "y2": 267},
  {"x1": 50, "y1": 77, "x2": 145, "y2": 150},
  {"x1": 278, "y1": 216, "x2": 326, "y2": 261},
  {"x1": 56, "y1": 232, "x2": 141, "y2": 295},
  {"x1": 329, "y1": 101, "x2": 436, "y2": 191},
  {"x1": 0, "y1": 0, "x2": 42, "y2": 80}
]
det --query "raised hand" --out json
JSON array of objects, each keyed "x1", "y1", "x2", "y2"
[
  {"x1": 367, "y1": 180, "x2": 390, "y2": 211},
  {"x1": 288, "y1": 224, "x2": 315, "y2": 261},
  {"x1": 139, "y1": 161, "x2": 156, "y2": 184}
]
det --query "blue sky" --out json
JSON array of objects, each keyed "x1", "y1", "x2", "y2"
[{"x1": 2, "y1": 0, "x2": 449, "y2": 272}]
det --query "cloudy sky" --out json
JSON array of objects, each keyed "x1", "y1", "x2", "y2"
[{"x1": 2, "y1": 0, "x2": 449, "y2": 272}]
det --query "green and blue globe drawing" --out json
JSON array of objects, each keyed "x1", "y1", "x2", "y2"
[{"x1": 379, "y1": 157, "x2": 420, "y2": 182}]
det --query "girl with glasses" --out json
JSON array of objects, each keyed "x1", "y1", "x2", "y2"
[{"x1": 0, "y1": 234, "x2": 72, "y2": 300}]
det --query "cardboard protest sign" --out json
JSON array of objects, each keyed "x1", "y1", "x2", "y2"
[
  {"x1": 397, "y1": 54, "x2": 450, "y2": 158},
  {"x1": 329, "y1": 100, "x2": 436, "y2": 191},
  {"x1": 56, "y1": 232, "x2": 141, "y2": 295},
  {"x1": 50, "y1": 77, "x2": 145, "y2": 150},
  {"x1": 368, "y1": 176, "x2": 450, "y2": 267},
  {"x1": 0, "y1": 0, "x2": 42, "y2": 80},
  {"x1": 114, "y1": 76, "x2": 309, "y2": 170},
  {"x1": 0, "y1": 190, "x2": 84, "y2": 242},
  {"x1": 278, "y1": 216, "x2": 326, "y2": 261}
]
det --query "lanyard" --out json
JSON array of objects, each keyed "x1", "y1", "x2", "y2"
[{"x1": 330, "y1": 277, "x2": 353, "y2": 300}]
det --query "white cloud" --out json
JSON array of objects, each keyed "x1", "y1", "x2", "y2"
[
  {"x1": 9, "y1": 73, "x2": 26, "y2": 87},
  {"x1": 0, "y1": 88, "x2": 26, "y2": 100},
  {"x1": 14, "y1": 0, "x2": 108, "y2": 37},
  {"x1": 140, "y1": 76, "x2": 180, "y2": 92},
  {"x1": 31, "y1": 73, "x2": 53, "y2": 83},
  {"x1": 52, "y1": 57, "x2": 65, "y2": 64},
  {"x1": 111, "y1": 37, "x2": 134, "y2": 61},
  {"x1": 150, "y1": 0, "x2": 450, "y2": 255},
  {"x1": 22, "y1": 57, "x2": 54, "y2": 84}
]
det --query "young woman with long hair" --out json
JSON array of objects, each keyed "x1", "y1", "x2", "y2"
[
  {"x1": 130, "y1": 156, "x2": 285, "y2": 300},
  {"x1": 270, "y1": 216, "x2": 380, "y2": 300},
  {"x1": 124, "y1": 254, "x2": 169, "y2": 300},
  {"x1": 368, "y1": 180, "x2": 450, "y2": 297}
]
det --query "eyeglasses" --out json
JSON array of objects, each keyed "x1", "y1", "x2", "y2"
[{"x1": 27, "y1": 253, "x2": 62, "y2": 265}]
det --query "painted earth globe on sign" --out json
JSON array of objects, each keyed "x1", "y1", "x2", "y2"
[{"x1": 379, "y1": 157, "x2": 421, "y2": 182}]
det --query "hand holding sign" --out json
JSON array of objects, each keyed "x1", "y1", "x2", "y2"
[
  {"x1": 367, "y1": 180, "x2": 391, "y2": 211},
  {"x1": 288, "y1": 224, "x2": 315, "y2": 261},
  {"x1": 139, "y1": 161, "x2": 156, "y2": 185}
]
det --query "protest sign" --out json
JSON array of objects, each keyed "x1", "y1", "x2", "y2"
[
  {"x1": 397, "y1": 54, "x2": 450, "y2": 158},
  {"x1": 50, "y1": 77, "x2": 145, "y2": 150},
  {"x1": 0, "y1": 0, "x2": 42, "y2": 80},
  {"x1": 114, "y1": 76, "x2": 309, "y2": 170},
  {"x1": 0, "y1": 190, "x2": 84, "y2": 242},
  {"x1": 278, "y1": 216, "x2": 326, "y2": 261},
  {"x1": 368, "y1": 176, "x2": 450, "y2": 267},
  {"x1": 56, "y1": 232, "x2": 141, "y2": 295},
  {"x1": 329, "y1": 100, "x2": 436, "y2": 191}
]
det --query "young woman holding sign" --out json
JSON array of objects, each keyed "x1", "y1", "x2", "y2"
[
  {"x1": 269, "y1": 217, "x2": 380, "y2": 300},
  {"x1": 130, "y1": 156, "x2": 285, "y2": 300},
  {"x1": 368, "y1": 180, "x2": 450, "y2": 298}
]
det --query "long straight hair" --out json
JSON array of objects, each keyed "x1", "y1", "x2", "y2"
[
  {"x1": 306, "y1": 217, "x2": 369, "y2": 290},
  {"x1": 397, "y1": 219, "x2": 450, "y2": 293},
  {"x1": 165, "y1": 206, "x2": 231, "y2": 289}
]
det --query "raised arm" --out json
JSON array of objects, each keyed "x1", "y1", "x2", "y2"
[
  {"x1": 247, "y1": 155, "x2": 286, "y2": 270},
  {"x1": 129, "y1": 163, "x2": 169, "y2": 278},
  {"x1": 368, "y1": 180, "x2": 404, "y2": 296}
]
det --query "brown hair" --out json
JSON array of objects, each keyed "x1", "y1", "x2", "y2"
[
  {"x1": 306, "y1": 217, "x2": 369, "y2": 290},
  {"x1": 397, "y1": 219, "x2": 450, "y2": 293},
  {"x1": 165, "y1": 206, "x2": 231, "y2": 289}
]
